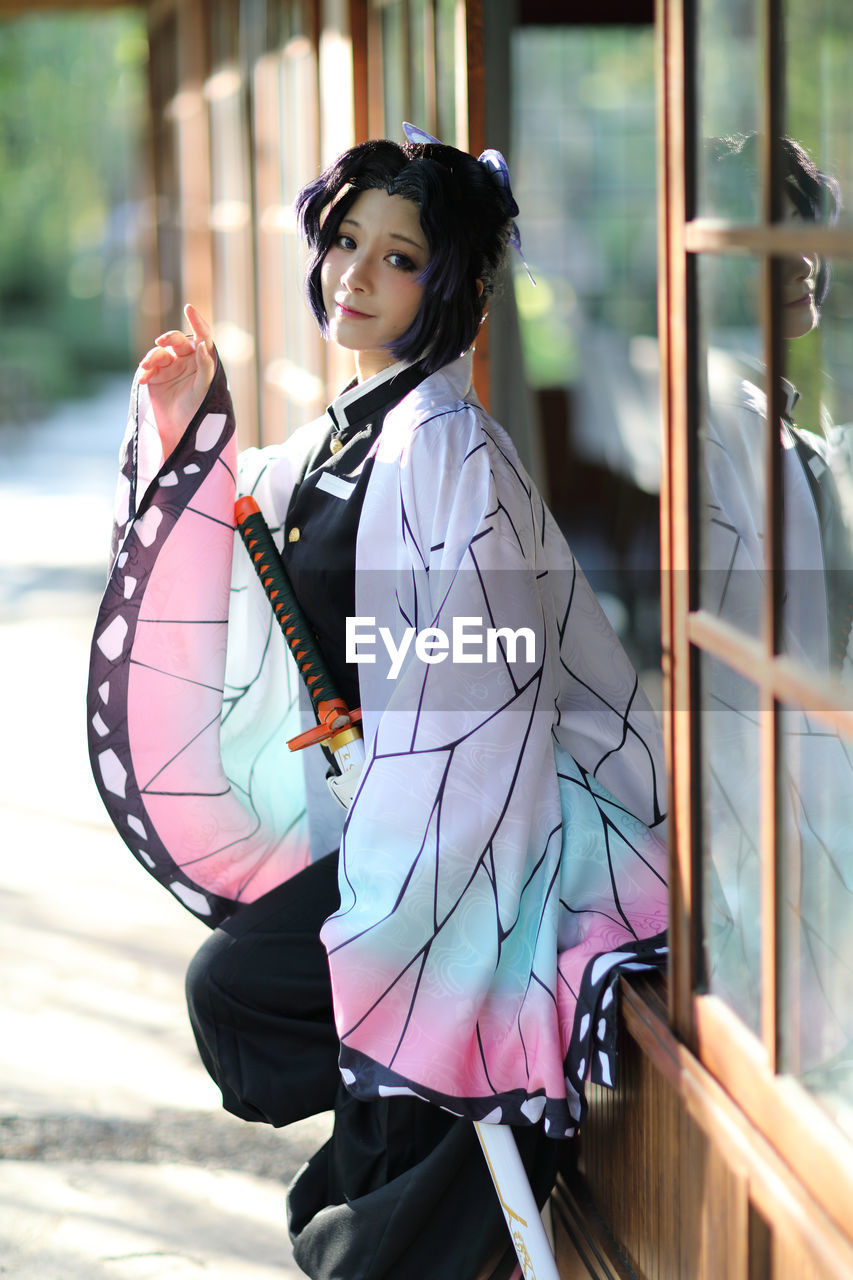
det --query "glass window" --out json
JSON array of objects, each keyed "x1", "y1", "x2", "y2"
[
  {"x1": 780, "y1": 243, "x2": 853, "y2": 680},
  {"x1": 784, "y1": 0, "x2": 853, "y2": 231},
  {"x1": 700, "y1": 654, "x2": 763, "y2": 1035},
  {"x1": 680, "y1": 0, "x2": 853, "y2": 1160},
  {"x1": 695, "y1": 0, "x2": 761, "y2": 220},
  {"x1": 697, "y1": 253, "x2": 765, "y2": 634},
  {"x1": 779, "y1": 704, "x2": 853, "y2": 1138},
  {"x1": 511, "y1": 27, "x2": 659, "y2": 678}
]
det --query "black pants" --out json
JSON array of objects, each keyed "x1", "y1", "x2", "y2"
[{"x1": 186, "y1": 852, "x2": 560, "y2": 1280}]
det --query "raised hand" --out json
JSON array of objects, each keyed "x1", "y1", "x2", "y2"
[{"x1": 138, "y1": 303, "x2": 217, "y2": 457}]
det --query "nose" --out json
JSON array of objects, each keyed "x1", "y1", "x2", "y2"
[
  {"x1": 784, "y1": 252, "x2": 815, "y2": 284},
  {"x1": 341, "y1": 254, "x2": 368, "y2": 292}
]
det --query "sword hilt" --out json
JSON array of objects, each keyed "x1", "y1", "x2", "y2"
[{"x1": 234, "y1": 495, "x2": 362, "y2": 748}]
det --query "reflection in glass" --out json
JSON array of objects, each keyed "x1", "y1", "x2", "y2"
[
  {"x1": 785, "y1": 0, "x2": 853, "y2": 230},
  {"x1": 695, "y1": 0, "x2": 760, "y2": 219},
  {"x1": 782, "y1": 246, "x2": 853, "y2": 676},
  {"x1": 697, "y1": 252, "x2": 764, "y2": 636},
  {"x1": 779, "y1": 705, "x2": 853, "y2": 1139},
  {"x1": 750, "y1": 133, "x2": 853, "y2": 681},
  {"x1": 697, "y1": 136, "x2": 853, "y2": 1060},
  {"x1": 698, "y1": 137, "x2": 853, "y2": 679},
  {"x1": 700, "y1": 655, "x2": 762, "y2": 1035}
]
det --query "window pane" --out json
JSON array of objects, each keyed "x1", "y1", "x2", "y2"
[
  {"x1": 697, "y1": 254, "x2": 765, "y2": 635},
  {"x1": 695, "y1": 0, "x2": 761, "y2": 220},
  {"x1": 785, "y1": 0, "x2": 853, "y2": 231},
  {"x1": 510, "y1": 28, "x2": 660, "y2": 678},
  {"x1": 700, "y1": 653, "x2": 762, "y2": 1035},
  {"x1": 780, "y1": 251, "x2": 853, "y2": 678},
  {"x1": 778, "y1": 704, "x2": 853, "y2": 1140}
]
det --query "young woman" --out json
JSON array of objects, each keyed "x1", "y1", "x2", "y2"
[{"x1": 88, "y1": 130, "x2": 669, "y2": 1279}]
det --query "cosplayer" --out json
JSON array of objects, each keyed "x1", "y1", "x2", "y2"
[
  {"x1": 701, "y1": 134, "x2": 853, "y2": 1070},
  {"x1": 87, "y1": 127, "x2": 669, "y2": 1279}
]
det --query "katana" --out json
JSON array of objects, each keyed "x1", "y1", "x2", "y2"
[{"x1": 234, "y1": 495, "x2": 364, "y2": 809}]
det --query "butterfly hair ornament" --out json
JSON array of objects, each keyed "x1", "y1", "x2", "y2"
[{"x1": 402, "y1": 121, "x2": 536, "y2": 285}]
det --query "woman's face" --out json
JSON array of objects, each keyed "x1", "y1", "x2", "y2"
[
  {"x1": 321, "y1": 188, "x2": 429, "y2": 381},
  {"x1": 781, "y1": 197, "x2": 820, "y2": 341}
]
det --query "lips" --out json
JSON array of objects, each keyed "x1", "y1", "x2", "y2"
[
  {"x1": 784, "y1": 293, "x2": 813, "y2": 308},
  {"x1": 336, "y1": 300, "x2": 373, "y2": 319}
]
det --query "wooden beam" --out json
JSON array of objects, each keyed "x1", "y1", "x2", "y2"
[{"x1": 684, "y1": 220, "x2": 853, "y2": 257}]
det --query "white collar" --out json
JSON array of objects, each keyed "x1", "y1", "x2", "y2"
[{"x1": 330, "y1": 359, "x2": 415, "y2": 423}]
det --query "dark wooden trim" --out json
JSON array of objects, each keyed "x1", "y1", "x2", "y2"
[
  {"x1": 463, "y1": 0, "x2": 484, "y2": 156},
  {"x1": 518, "y1": 0, "x2": 653, "y2": 24},
  {"x1": 350, "y1": 0, "x2": 369, "y2": 142},
  {"x1": 759, "y1": 0, "x2": 786, "y2": 1069},
  {"x1": 422, "y1": 0, "x2": 437, "y2": 132},
  {"x1": 657, "y1": 0, "x2": 697, "y2": 1050}
]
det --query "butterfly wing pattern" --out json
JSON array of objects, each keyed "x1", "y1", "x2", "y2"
[{"x1": 87, "y1": 359, "x2": 668, "y2": 1137}]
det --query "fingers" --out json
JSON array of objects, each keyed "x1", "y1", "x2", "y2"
[
  {"x1": 153, "y1": 305, "x2": 211, "y2": 352},
  {"x1": 138, "y1": 344, "x2": 178, "y2": 384},
  {"x1": 154, "y1": 329, "x2": 196, "y2": 355},
  {"x1": 195, "y1": 338, "x2": 215, "y2": 378},
  {"x1": 139, "y1": 304, "x2": 215, "y2": 384},
  {"x1": 184, "y1": 302, "x2": 213, "y2": 346},
  {"x1": 182, "y1": 305, "x2": 216, "y2": 378}
]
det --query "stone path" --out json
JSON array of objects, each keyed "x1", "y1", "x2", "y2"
[{"x1": 0, "y1": 379, "x2": 329, "y2": 1278}]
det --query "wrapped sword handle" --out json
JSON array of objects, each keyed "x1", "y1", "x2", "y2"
[{"x1": 234, "y1": 495, "x2": 361, "y2": 749}]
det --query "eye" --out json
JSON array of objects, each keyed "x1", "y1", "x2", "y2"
[
  {"x1": 387, "y1": 251, "x2": 418, "y2": 272},
  {"x1": 336, "y1": 233, "x2": 357, "y2": 250}
]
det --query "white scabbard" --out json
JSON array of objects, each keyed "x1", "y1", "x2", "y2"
[{"x1": 474, "y1": 1122, "x2": 560, "y2": 1280}]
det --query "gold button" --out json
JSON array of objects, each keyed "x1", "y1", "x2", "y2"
[
  {"x1": 330, "y1": 438, "x2": 342, "y2": 454},
  {"x1": 288, "y1": 527, "x2": 301, "y2": 543}
]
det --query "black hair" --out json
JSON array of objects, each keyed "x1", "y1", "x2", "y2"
[
  {"x1": 705, "y1": 133, "x2": 841, "y2": 306},
  {"x1": 294, "y1": 137, "x2": 515, "y2": 374}
]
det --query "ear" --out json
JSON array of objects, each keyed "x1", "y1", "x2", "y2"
[{"x1": 475, "y1": 279, "x2": 485, "y2": 298}]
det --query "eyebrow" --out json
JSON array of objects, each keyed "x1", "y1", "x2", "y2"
[{"x1": 340, "y1": 217, "x2": 427, "y2": 253}]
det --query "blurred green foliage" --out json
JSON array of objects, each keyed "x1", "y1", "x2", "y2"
[
  {"x1": 0, "y1": 11, "x2": 148, "y2": 420},
  {"x1": 511, "y1": 27, "x2": 657, "y2": 389}
]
